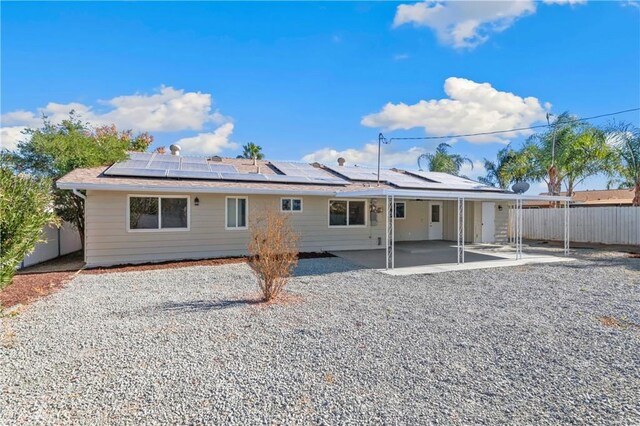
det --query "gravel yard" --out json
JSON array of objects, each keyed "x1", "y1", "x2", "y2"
[{"x1": 1, "y1": 251, "x2": 639, "y2": 424}]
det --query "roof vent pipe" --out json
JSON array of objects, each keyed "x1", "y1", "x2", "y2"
[
  {"x1": 169, "y1": 144, "x2": 181, "y2": 156},
  {"x1": 337, "y1": 157, "x2": 346, "y2": 166}
]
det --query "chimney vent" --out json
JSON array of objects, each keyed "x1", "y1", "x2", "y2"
[
  {"x1": 169, "y1": 144, "x2": 181, "y2": 156},
  {"x1": 337, "y1": 157, "x2": 346, "y2": 166}
]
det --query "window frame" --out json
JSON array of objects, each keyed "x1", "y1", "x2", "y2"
[
  {"x1": 280, "y1": 197, "x2": 303, "y2": 213},
  {"x1": 225, "y1": 196, "x2": 249, "y2": 230},
  {"x1": 394, "y1": 201, "x2": 406, "y2": 220},
  {"x1": 328, "y1": 199, "x2": 368, "y2": 228},
  {"x1": 126, "y1": 194, "x2": 190, "y2": 233}
]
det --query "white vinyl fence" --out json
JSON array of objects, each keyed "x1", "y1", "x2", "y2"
[
  {"x1": 515, "y1": 206, "x2": 640, "y2": 246},
  {"x1": 20, "y1": 222, "x2": 82, "y2": 268}
]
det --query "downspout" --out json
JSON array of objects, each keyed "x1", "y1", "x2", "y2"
[
  {"x1": 71, "y1": 189, "x2": 87, "y2": 264},
  {"x1": 72, "y1": 188, "x2": 86, "y2": 200}
]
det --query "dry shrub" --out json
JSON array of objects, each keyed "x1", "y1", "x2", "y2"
[{"x1": 248, "y1": 208, "x2": 299, "y2": 301}]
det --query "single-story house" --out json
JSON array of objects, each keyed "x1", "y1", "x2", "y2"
[{"x1": 56, "y1": 149, "x2": 570, "y2": 269}]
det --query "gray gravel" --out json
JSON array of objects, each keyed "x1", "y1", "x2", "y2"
[{"x1": 1, "y1": 250, "x2": 639, "y2": 425}]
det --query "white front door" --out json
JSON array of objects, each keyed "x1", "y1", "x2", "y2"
[
  {"x1": 481, "y1": 202, "x2": 495, "y2": 243},
  {"x1": 428, "y1": 202, "x2": 443, "y2": 240}
]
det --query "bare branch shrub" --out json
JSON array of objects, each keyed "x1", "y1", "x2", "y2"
[{"x1": 248, "y1": 208, "x2": 299, "y2": 301}]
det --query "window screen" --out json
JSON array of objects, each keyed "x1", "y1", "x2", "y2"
[
  {"x1": 161, "y1": 198, "x2": 188, "y2": 228},
  {"x1": 348, "y1": 201, "x2": 366, "y2": 226},
  {"x1": 329, "y1": 200, "x2": 347, "y2": 226},
  {"x1": 129, "y1": 197, "x2": 159, "y2": 230}
]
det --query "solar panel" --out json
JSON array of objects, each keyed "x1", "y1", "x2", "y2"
[
  {"x1": 166, "y1": 170, "x2": 222, "y2": 180},
  {"x1": 270, "y1": 161, "x2": 348, "y2": 184},
  {"x1": 219, "y1": 173, "x2": 269, "y2": 182},
  {"x1": 179, "y1": 162, "x2": 211, "y2": 172},
  {"x1": 322, "y1": 165, "x2": 380, "y2": 181},
  {"x1": 379, "y1": 170, "x2": 431, "y2": 188},
  {"x1": 180, "y1": 156, "x2": 208, "y2": 164},
  {"x1": 404, "y1": 170, "x2": 503, "y2": 191},
  {"x1": 209, "y1": 164, "x2": 238, "y2": 173},
  {"x1": 105, "y1": 168, "x2": 167, "y2": 178},
  {"x1": 148, "y1": 160, "x2": 180, "y2": 170}
]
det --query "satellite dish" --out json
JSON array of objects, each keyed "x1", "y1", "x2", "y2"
[{"x1": 512, "y1": 181, "x2": 530, "y2": 194}]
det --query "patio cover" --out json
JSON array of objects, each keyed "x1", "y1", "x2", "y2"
[{"x1": 334, "y1": 188, "x2": 572, "y2": 270}]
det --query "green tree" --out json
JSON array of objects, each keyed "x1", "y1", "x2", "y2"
[
  {"x1": 417, "y1": 143, "x2": 473, "y2": 176},
  {"x1": 606, "y1": 122, "x2": 640, "y2": 206},
  {"x1": 478, "y1": 147, "x2": 522, "y2": 189},
  {"x1": 10, "y1": 113, "x2": 153, "y2": 246},
  {"x1": 237, "y1": 142, "x2": 264, "y2": 165},
  {"x1": 0, "y1": 162, "x2": 60, "y2": 288},
  {"x1": 523, "y1": 112, "x2": 616, "y2": 197}
]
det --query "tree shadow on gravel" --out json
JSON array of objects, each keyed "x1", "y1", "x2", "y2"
[{"x1": 159, "y1": 298, "x2": 261, "y2": 313}]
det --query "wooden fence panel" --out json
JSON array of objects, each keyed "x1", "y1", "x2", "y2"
[{"x1": 516, "y1": 207, "x2": 640, "y2": 246}]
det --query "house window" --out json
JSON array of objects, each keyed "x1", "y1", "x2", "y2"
[
  {"x1": 281, "y1": 198, "x2": 303, "y2": 212},
  {"x1": 394, "y1": 202, "x2": 406, "y2": 219},
  {"x1": 128, "y1": 195, "x2": 189, "y2": 231},
  {"x1": 431, "y1": 204, "x2": 440, "y2": 222},
  {"x1": 329, "y1": 200, "x2": 366, "y2": 227},
  {"x1": 226, "y1": 197, "x2": 248, "y2": 229}
]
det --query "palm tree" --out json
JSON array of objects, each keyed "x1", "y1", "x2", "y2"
[
  {"x1": 237, "y1": 143, "x2": 264, "y2": 165},
  {"x1": 478, "y1": 147, "x2": 522, "y2": 189},
  {"x1": 606, "y1": 121, "x2": 640, "y2": 206},
  {"x1": 417, "y1": 143, "x2": 472, "y2": 176},
  {"x1": 525, "y1": 112, "x2": 616, "y2": 197}
]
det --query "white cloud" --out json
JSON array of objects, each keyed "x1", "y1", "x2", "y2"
[
  {"x1": 543, "y1": 0, "x2": 586, "y2": 4},
  {"x1": 175, "y1": 123, "x2": 237, "y2": 155},
  {"x1": 0, "y1": 86, "x2": 235, "y2": 154},
  {"x1": 302, "y1": 143, "x2": 429, "y2": 169},
  {"x1": 361, "y1": 77, "x2": 550, "y2": 144},
  {"x1": 459, "y1": 159, "x2": 485, "y2": 180},
  {"x1": 0, "y1": 127, "x2": 28, "y2": 151},
  {"x1": 393, "y1": 1, "x2": 537, "y2": 49}
]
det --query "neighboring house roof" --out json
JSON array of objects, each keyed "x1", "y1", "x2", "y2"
[
  {"x1": 57, "y1": 152, "x2": 507, "y2": 196},
  {"x1": 525, "y1": 189, "x2": 634, "y2": 208}
]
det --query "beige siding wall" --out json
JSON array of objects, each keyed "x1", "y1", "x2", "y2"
[
  {"x1": 85, "y1": 191, "x2": 387, "y2": 267},
  {"x1": 394, "y1": 200, "x2": 429, "y2": 241},
  {"x1": 85, "y1": 190, "x2": 509, "y2": 267},
  {"x1": 442, "y1": 200, "x2": 475, "y2": 243}
]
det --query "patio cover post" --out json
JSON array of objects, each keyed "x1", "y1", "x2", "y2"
[
  {"x1": 386, "y1": 195, "x2": 395, "y2": 270},
  {"x1": 515, "y1": 197, "x2": 523, "y2": 260},
  {"x1": 563, "y1": 200, "x2": 570, "y2": 255},
  {"x1": 385, "y1": 195, "x2": 389, "y2": 270},
  {"x1": 457, "y1": 197, "x2": 465, "y2": 264}
]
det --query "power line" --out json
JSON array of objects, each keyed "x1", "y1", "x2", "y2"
[{"x1": 381, "y1": 107, "x2": 640, "y2": 142}]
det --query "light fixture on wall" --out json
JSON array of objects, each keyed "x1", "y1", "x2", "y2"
[
  {"x1": 194, "y1": 197, "x2": 200, "y2": 206},
  {"x1": 498, "y1": 205, "x2": 503, "y2": 211}
]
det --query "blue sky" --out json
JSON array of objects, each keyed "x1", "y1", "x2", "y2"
[{"x1": 2, "y1": 1, "x2": 639, "y2": 192}]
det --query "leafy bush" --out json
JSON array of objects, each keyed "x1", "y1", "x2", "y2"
[
  {"x1": 0, "y1": 165, "x2": 59, "y2": 289},
  {"x1": 10, "y1": 113, "x2": 152, "y2": 246},
  {"x1": 248, "y1": 208, "x2": 299, "y2": 301}
]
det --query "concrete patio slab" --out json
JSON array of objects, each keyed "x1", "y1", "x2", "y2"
[{"x1": 331, "y1": 240, "x2": 573, "y2": 275}]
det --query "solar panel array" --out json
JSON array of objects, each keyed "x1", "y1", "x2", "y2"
[
  {"x1": 104, "y1": 153, "x2": 349, "y2": 185},
  {"x1": 404, "y1": 170, "x2": 502, "y2": 191},
  {"x1": 270, "y1": 161, "x2": 348, "y2": 184},
  {"x1": 105, "y1": 153, "x2": 240, "y2": 181}
]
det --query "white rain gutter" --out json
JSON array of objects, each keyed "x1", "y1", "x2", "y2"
[
  {"x1": 57, "y1": 181, "x2": 338, "y2": 197},
  {"x1": 333, "y1": 188, "x2": 572, "y2": 202}
]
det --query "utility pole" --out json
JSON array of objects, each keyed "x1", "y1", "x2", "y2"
[{"x1": 377, "y1": 133, "x2": 389, "y2": 186}]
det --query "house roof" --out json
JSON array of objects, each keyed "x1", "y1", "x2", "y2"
[
  {"x1": 57, "y1": 152, "x2": 509, "y2": 196},
  {"x1": 525, "y1": 188, "x2": 633, "y2": 207}
]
